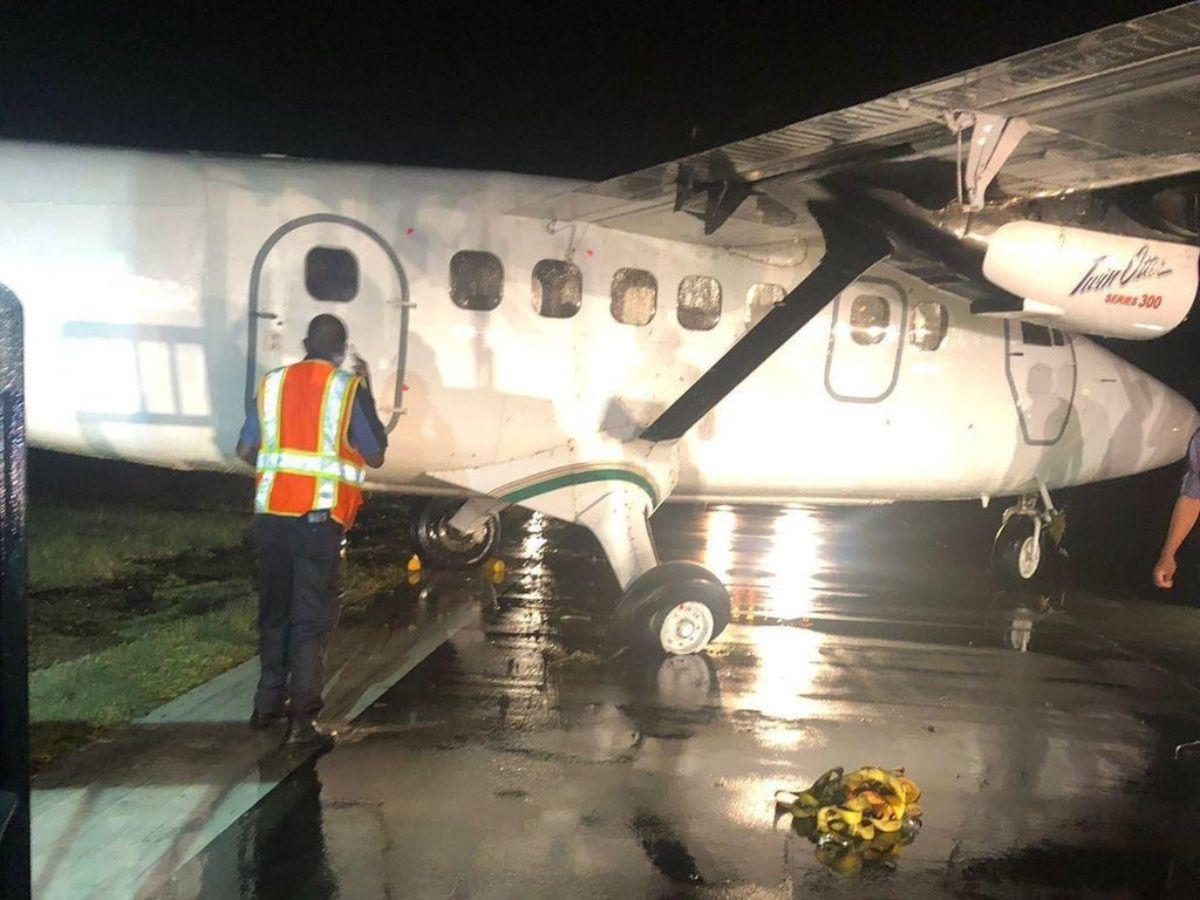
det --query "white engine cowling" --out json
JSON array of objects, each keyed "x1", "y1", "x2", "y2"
[{"x1": 981, "y1": 221, "x2": 1199, "y2": 340}]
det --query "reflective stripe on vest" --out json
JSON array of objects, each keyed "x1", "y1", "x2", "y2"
[
  {"x1": 256, "y1": 450, "x2": 366, "y2": 487},
  {"x1": 253, "y1": 367, "x2": 287, "y2": 513},
  {"x1": 254, "y1": 366, "x2": 367, "y2": 515},
  {"x1": 315, "y1": 367, "x2": 355, "y2": 508}
]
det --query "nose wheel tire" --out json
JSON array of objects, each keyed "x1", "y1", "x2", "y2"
[
  {"x1": 611, "y1": 561, "x2": 731, "y2": 656},
  {"x1": 411, "y1": 497, "x2": 501, "y2": 570},
  {"x1": 992, "y1": 516, "x2": 1047, "y2": 588}
]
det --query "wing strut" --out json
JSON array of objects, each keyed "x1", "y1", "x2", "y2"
[{"x1": 640, "y1": 207, "x2": 890, "y2": 442}]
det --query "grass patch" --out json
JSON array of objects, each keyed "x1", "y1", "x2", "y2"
[
  {"x1": 27, "y1": 495, "x2": 420, "y2": 769},
  {"x1": 29, "y1": 594, "x2": 259, "y2": 771},
  {"x1": 340, "y1": 556, "x2": 412, "y2": 617},
  {"x1": 28, "y1": 497, "x2": 257, "y2": 767},
  {"x1": 28, "y1": 574, "x2": 256, "y2": 671},
  {"x1": 29, "y1": 560, "x2": 410, "y2": 769},
  {"x1": 545, "y1": 648, "x2": 605, "y2": 671},
  {"x1": 28, "y1": 503, "x2": 247, "y2": 591}
]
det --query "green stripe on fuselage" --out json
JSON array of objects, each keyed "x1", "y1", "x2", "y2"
[{"x1": 499, "y1": 468, "x2": 658, "y2": 507}]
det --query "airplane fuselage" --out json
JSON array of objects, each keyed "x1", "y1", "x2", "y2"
[{"x1": 1, "y1": 142, "x2": 1195, "y2": 507}]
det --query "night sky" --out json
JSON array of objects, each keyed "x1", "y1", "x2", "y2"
[
  {"x1": 1, "y1": 0, "x2": 1196, "y2": 392},
  {"x1": 0, "y1": 2, "x2": 1182, "y2": 177}
]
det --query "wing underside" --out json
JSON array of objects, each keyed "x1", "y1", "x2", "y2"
[{"x1": 511, "y1": 3, "x2": 1200, "y2": 262}]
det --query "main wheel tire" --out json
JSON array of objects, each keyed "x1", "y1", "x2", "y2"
[
  {"x1": 410, "y1": 497, "x2": 501, "y2": 570},
  {"x1": 992, "y1": 515, "x2": 1047, "y2": 588},
  {"x1": 611, "y1": 562, "x2": 731, "y2": 655}
]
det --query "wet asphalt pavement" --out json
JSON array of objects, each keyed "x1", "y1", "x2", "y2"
[{"x1": 164, "y1": 481, "x2": 1200, "y2": 898}]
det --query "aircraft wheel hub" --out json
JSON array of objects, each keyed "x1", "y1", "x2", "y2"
[
  {"x1": 412, "y1": 498, "x2": 502, "y2": 570},
  {"x1": 659, "y1": 601, "x2": 715, "y2": 656},
  {"x1": 1018, "y1": 535, "x2": 1041, "y2": 580},
  {"x1": 433, "y1": 517, "x2": 489, "y2": 554}
]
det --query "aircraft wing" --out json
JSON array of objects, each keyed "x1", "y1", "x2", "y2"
[
  {"x1": 511, "y1": 3, "x2": 1200, "y2": 263},
  {"x1": 509, "y1": 4, "x2": 1200, "y2": 441}
]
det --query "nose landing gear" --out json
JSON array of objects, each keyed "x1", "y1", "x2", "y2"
[{"x1": 991, "y1": 485, "x2": 1067, "y2": 590}]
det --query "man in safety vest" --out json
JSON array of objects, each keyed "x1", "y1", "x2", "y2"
[{"x1": 236, "y1": 314, "x2": 387, "y2": 750}]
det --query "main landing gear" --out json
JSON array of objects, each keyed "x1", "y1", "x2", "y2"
[
  {"x1": 410, "y1": 497, "x2": 501, "y2": 569},
  {"x1": 610, "y1": 561, "x2": 732, "y2": 656},
  {"x1": 410, "y1": 494, "x2": 730, "y2": 656},
  {"x1": 991, "y1": 485, "x2": 1067, "y2": 590}
]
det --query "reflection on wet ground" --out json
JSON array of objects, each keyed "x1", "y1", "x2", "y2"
[{"x1": 167, "y1": 499, "x2": 1200, "y2": 898}]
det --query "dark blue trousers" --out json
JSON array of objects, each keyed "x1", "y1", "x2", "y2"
[{"x1": 252, "y1": 514, "x2": 342, "y2": 719}]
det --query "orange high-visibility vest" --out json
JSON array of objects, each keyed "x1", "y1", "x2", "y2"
[{"x1": 254, "y1": 359, "x2": 368, "y2": 529}]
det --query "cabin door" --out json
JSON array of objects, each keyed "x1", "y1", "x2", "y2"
[
  {"x1": 246, "y1": 216, "x2": 409, "y2": 431},
  {"x1": 1005, "y1": 320, "x2": 1076, "y2": 445},
  {"x1": 825, "y1": 278, "x2": 907, "y2": 403}
]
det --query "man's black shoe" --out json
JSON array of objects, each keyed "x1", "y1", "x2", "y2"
[
  {"x1": 283, "y1": 719, "x2": 336, "y2": 752},
  {"x1": 249, "y1": 710, "x2": 284, "y2": 730}
]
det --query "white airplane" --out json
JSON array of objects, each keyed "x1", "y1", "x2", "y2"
[{"x1": 3, "y1": 5, "x2": 1200, "y2": 655}]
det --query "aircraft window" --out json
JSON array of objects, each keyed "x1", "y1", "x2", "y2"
[
  {"x1": 746, "y1": 283, "x2": 786, "y2": 328},
  {"x1": 678, "y1": 275, "x2": 722, "y2": 330},
  {"x1": 450, "y1": 250, "x2": 503, "y2": 311},
  {"x1": 1051, "y1": 328, "x2": 1066, "y2": 346},
  {"x1": 849, "y1": 294, "x2": 890, "y2": 345},
  {"x1": 909, "y1": 300, "x2": 948, "y2": 351},
  {"x1": 611, "y1": 268, "x2": 657, "y2": 326},
  {"x1": 531, "y1": 259, "x2": 582, "y2": 319},
  {"x1": 1021, "y1": 321, "x2": 1054, "y2": 346},
  {"x1": 305, "y1": 246, "x2": 358, "y2": 303}
]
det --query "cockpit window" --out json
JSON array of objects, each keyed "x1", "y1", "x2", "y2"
[
  {"x1": 850, "y1": 294, "x2": 890, "y2": 345},
  {"x1": 532, "y1": 259, "x2": 582, "y2": 318},
  {"x1": 611, "y1": 268, "x2": 657, "y2": 326},
  {"x1": 678, "y1": 275, "x2": 722, "y2": 330},
  {"x1": 450, "y1": 251, "x2": 503, "y2": 311},
  {"x1": 909, "y1": 300, "x2": 948, "y2": 351},
  {"x1": 1020, "y1": 321, "x2": 1054, "y2": 346}
]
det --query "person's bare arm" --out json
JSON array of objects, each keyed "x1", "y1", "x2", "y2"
[{"x1": 1154, "y1": 495, "x2": 1200, "y2": 588}]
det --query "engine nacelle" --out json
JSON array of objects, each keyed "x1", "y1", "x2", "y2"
[{"x1": 980, "y1": 221, "x2": 1199, "y2": 340}]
